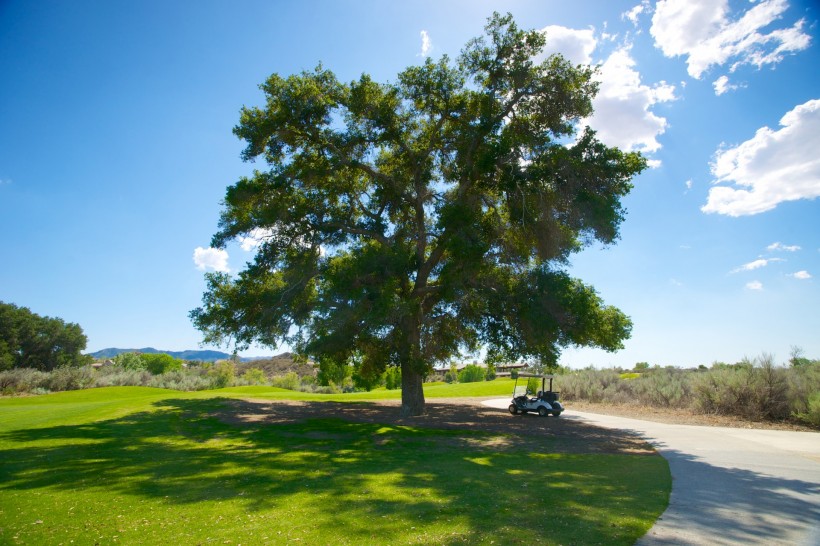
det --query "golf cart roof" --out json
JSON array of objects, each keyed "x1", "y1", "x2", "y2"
[{"x1": 517, "y1": 373, "x2": 555, "y2": 379}]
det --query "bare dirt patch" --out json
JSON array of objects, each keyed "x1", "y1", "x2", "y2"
[
  {"x1": 568, "y1": 400, "x2": 818, "y2": 432},
  {"x1": 217, "y1": 397, "x2": 657, "y2": 455}
]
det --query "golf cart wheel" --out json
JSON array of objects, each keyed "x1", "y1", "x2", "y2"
[
  {"x1": 538, "y1": 406, "x2": 549, "y2": 417},
  {"x1": 552, "y1": 410, "x2": 562, "y2": 417},
  {"x1": 508, "y1": 404, "x2": 518, "y2": 415}
]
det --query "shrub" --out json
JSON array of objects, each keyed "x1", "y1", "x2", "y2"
[
  {"x1": 692, "y1": 354, "x2": 789, "y2": 420},
  {"x1": 458, "y1": 364, "x2": 486, "y2": 383},
  {"x1": 114, "y1": 352, "x2": 146, "y2": 370},
  {"x1": 271, "y1": 372, "x2": 300, "y2": 391},
  {"x1": 0, "y1": 368, "x2": 49, "y2": 394},
  {"x1": 756, "y1": 354, "x2": 790, "y2": 419},
  {"x1": 787, "y1": 360, "x2": 820, "y2": 416},
  {"x1": 485, "y1": 362, "x2": 496, "y2": 381},
  {"x1": 384, "y1": 367, "x2": 402, "y2": 390},
  {"x1": 94, "y1": 367, "x2": 152, "y2": 387},
  {"x1": 208, "y1": 361, "x2": 236, "y2": 388},
  {"x1": 142, "y1": 353, "x2": 184, "y2": 375},
  {"x1": 148, "y1": 371, "x2": 212, "y2": 391},
  {"x1": 316, "y1": 357, "x2": 351, "y2": 386},
  {"x1": 794, "y1": 392, "x2": 820, "y2": 427},
  {"x1": 443, "y1": 363, "x2": 459, "y2": 384},
  {"x1": 560, "y1": 369, "x2": 624, "y2": 403},
  {"x1": 240, "y1": 368, "x2": 268, "y2": 386},
  {"x1": 43, "y1": 366, "x2": 95, "y2": 392},
  {"x1": 634, "y1": 368, "x2": 691, "y2": 408}
]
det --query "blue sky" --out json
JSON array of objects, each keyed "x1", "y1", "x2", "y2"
[{"x1": 1, "y1": 0, "x2": 818, "y2": 367}]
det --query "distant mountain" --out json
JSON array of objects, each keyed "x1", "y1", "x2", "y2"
[{"x1": 87, "y1": 347, "x2": 272, "y2": 362}]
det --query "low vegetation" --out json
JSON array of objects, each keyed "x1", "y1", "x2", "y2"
[
  {"x1": 2, "y1": 349, "x2": 818, "y2": 427},
  {"x1": 0, "y1": 386, "x2": 669, "y2": 545},
  {"x1": 559, "y1": 353, "x2": 820, "y2": 427}
]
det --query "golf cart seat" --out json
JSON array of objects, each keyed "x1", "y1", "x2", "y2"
[{"x1": 538, "y1": 390, "x2": 560, "y2": 403}]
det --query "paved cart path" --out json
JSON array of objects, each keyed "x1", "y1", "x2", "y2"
[{"x1": 481, "y1": 399, "x2": 820, "y2": 545}]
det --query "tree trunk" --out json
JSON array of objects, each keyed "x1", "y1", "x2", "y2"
[{"x1": 400, "y1": 361, "x2": 426, "y2": 417}]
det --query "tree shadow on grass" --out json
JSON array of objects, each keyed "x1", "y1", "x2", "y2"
[{"x1": 0, "y1": 397, "x2": 667, "y2": 545}]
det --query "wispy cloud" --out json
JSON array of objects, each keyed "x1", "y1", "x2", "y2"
[
  {"x1": 650, "y1": 0, "x2": 810, "y2": 79},
  {"x1": 193, "y1": 247, "x2": 230, "y2": 273},
  {"x1": 419, "y1": 30, "x2": 432, "y2": 57},
  {"x1": 767, "y1": 242, "x2": 801, "y2": 252},
  {"x1": 790, "y1": 270, "x2": 812, "y2": 280},
  {"x1": 746, "y1": 280, "x2": 763, "y2": 290},
  {"x1": 703, "y1": 99, "x2": 820, "y2": 216},
  {"x1": 0, "y1": 177, "x2": 12, "y2": 185},
  {"x1": 731, "y1": 257, "x2": 783, "y2": 273}
]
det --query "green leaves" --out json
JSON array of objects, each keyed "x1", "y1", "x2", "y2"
[
  {"x1": 192, "y1": 13, "x2": 646, "y2": 407},
  {"x1": 0, "y1": 302, "x2": 90, "y2": 371}
]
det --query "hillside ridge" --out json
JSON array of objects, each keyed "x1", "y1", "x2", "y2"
[{"x1": 87, "y1": 347, "x2": 278, "y2": 362}]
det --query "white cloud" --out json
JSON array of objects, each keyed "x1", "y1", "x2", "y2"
[
  {"x1": 650, "y1": 0, "x2": 810, "y2": 79},
  {"x1": 791, "y1": 270, "x2": 812, "y2": 280},
  {"x1": 767, "y1": 242, "x2": 801, "y2": 252},
  {"x1": 538, "y1": 26, "x2": 675, "y2": 156},
  {"x1": 0, "y1": 177, "x2": 11, "y2": 185},
  {"x1": 731, "y1": 257, "x2": 784, "y2": 273},
  {"x1": 623, "y1": 1, "x2": 650, "y2": 26},
  {"x1": 193, "y1": 247, "x2": 230, "y2": 273},
  {"x1": 239, "y1": 228, "x2": 275, "y2": 251},
  {"x1": 703, "y1": 99, "x2": 820, "y2": 216},
  {"x1": 746, "y1": 280, "x2": 764, "y2": 290},
  {"x1": 713, "y1": 75, "x2": 741, "y2": 96},
  {"x1": 419, "y1": 30, "x2": 432, "y2": 57},
  {"x1": 585, "y1": 46, "x2": 676, "y2": 154},
  {"x1": 540, "y1": 25, "x2": 597, "y2": 66}
]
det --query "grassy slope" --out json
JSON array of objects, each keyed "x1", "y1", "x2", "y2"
[{"x1": 0, "y1": 385, "x2": 669, "y2": 545}]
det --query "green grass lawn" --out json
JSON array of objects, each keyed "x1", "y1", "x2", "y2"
[{"x1": 0, "y1": 385, "x2": 670, "y2": 545}]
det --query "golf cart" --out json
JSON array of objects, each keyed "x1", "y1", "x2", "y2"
[{"x1": 508, "y1": 373, "x2": 564, "y2": 417}]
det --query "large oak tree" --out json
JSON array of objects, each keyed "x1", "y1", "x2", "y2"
[
  {"x1": 191, "y1": 14, "x2": 645, "y2": 416},
  {"x1": 0, "y1": 302, "x2": 90, "y2": 371}
]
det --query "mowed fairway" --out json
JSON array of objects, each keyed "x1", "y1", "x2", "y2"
[{"x1": 0, "y1": 385, "x2": 670, "y2": 544}]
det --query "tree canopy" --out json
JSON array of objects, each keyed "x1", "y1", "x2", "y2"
[
  {"x1": 0, "y1": 301, "x2": 90, "y2": 371},
  {"x1": 191, "y1": 13, "x2": 646, "y2": 416}
]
